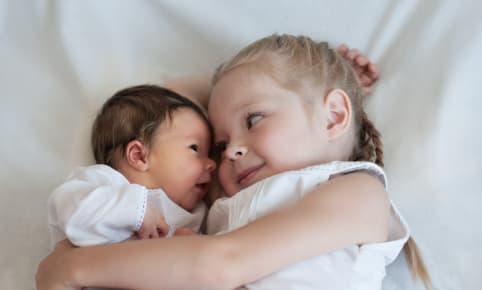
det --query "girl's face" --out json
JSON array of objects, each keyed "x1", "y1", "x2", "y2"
[{"x1": 209, "y1": 66, "x2": 331, "y2": 196}]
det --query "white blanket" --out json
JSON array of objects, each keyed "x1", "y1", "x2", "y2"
[{"x1": 1, "y1": 1, "x2": 481, "y2": 289}]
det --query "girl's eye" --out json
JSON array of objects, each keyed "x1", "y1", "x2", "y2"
[
  {"x1": 189, "y1": 144, "x2": 199, "y2": 152},
  {"x1": 247, "y1": 113, "x2": 263, "y2": 129},
  {"x1": 210, "y1": 142, "x2": 226, "y2": 161}
]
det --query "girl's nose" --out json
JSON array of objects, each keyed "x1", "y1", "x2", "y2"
[{"x1": 226, "y1": 144, "x2": 248, "y2": 161}]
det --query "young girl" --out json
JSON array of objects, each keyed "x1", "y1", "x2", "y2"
[
  {"x1": 36, "y1": 35, "x2": 430, "y2": 290},
  {"x1": 205, "y1": 35, "x2": 427, "y2": 289}
]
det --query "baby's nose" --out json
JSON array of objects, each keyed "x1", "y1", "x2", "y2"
[{"x1": 205, "y1": 158, "x2": 216, "y2": 172}]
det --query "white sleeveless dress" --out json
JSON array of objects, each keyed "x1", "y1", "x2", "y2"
[{"x1": 207, "y1": 161, "x2": 409, "y2": 290}]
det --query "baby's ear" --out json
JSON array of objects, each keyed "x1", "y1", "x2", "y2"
[
  {"x1": 125, "y1": 140, "x2": 149, "y2": 171},
  {"x1": 323, "y1": 89, "x2": 352, "y2": 141}
]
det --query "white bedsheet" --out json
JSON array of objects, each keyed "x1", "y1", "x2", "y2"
[{"x1": 1, "y1": 1, "x2": 481, "y2": 289}]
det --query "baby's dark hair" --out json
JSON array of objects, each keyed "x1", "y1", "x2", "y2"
[{"x1": 91, "y1": 84, "x2": 210, "y2": 168}]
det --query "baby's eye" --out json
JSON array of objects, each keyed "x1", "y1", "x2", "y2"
[
  {"x1": 247, "y1": 113, "x2": 263, "y2": 129},
  {"x1": 189, "y1": 144, "x2": 199, "y2": 152}
]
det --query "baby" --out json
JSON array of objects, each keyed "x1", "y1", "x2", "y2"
[{"x1": 48, "y1": 85, "x2": 215, "y2": 248}]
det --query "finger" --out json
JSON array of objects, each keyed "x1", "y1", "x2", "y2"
[
  {"x1": 367, "y1": 63, "x2": 379, "y2": 79},
  {"x1": 137, "y1": 228, "x2": 151, "y2": 240},
  {"x1": 157, "y1": 228, "x2": 165, "y2": 237},
  {"x1": 345, "y1": 50, "x2": 355, "y2": 61},
  {"x1": 137, "y1": 231, "x2": 147, "y2": 239},
  {"x1": 157, "y1": 218, "x2": 170, "y2": 236},
  {"x1": 336, "y1": 44, "x2": 349, "y2": 56},
  {"x1": 360, "y1": 75, "x2": 373, "y2": 86},
  {"x1": 346, "y1": 48, "x2": 360, "y2": 61},
  {"x1": 354, "y1": 66, "x2": 364, "y2": 76},
  {"x1": 157, "y1": 226, "x2": 168, "y2": 237},
  {"x1": 355, "y1": 55, "x2": 369, "y2": 66},
  {"x1": 150, "y1": 229, "x2": 159, "y2": 239}
]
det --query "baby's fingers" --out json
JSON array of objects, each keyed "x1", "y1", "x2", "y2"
[
  {"x1": 137, "y1": 227, "x2": 159, "y2": 239},
  {"x1": 156, "y1": 218, "x2": 170, "y2": 236}
]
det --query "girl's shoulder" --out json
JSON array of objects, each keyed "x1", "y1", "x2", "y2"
[{"x1": 291, "y1": 161, "x2": 387, "y2": 189}]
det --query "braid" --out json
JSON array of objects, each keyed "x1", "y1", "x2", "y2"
[{"x1": 352, "y1": 111, "x2": 384, "y2": 167}]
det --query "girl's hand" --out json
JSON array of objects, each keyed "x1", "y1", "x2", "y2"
[
  {"x1": 336, "y1": 44, "x2": 379, "y2": 96},
  {"x1": 36, "y1": 240, "x2": 80, "y2": 290}
]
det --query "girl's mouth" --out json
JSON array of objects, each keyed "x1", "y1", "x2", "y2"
[{"x1": 237, "y1": 164, "x2": 264, "y2": 188}]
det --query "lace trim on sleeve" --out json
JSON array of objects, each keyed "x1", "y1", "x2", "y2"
[{"x1": 135, "y1": 189, "x2": 148, "y2": 231}]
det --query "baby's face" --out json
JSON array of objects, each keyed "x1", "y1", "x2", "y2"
[
  {"x1": 209, "y1": 66, "x2": 330, "y2": 197},
  {"x1": 146, "y1": 108, "x2": 215, "y2": 211}
]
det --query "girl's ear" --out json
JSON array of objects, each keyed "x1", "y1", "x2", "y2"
[
  {"x1": 323, "y1": 89, "x2": 352, "y2": 141},
  {"x1": 125, "y1": 140, "x2": 149, "y2": 171}
]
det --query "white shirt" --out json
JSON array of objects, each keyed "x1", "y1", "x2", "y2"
[
  {"x1": 48, "y1": 164, "x2": 206, "y2": 247},
  {"x1": 207, "y1": 161, "x2": 409, "y2": 290}
]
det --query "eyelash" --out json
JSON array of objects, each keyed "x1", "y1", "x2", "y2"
[
  {"x1": 189, "y1": 144, "x2": 199, "y2": 152},
  {"x1": 214, "y1": 113, "x2": 264, "y2": 155},
  {"x1": 246, "y1": 112, "x2": 264, "y2": 129},
  {"x1": 215, "y1": 142, "x2": 227, "y2": 153}
]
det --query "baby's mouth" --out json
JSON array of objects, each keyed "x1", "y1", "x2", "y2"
[{"x1": 195, "y1": 182, "x2": 209, "y2": 194}]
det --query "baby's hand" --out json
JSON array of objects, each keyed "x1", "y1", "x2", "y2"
[
  {"x1": 137, "y1": 203, "x2": 169, "y2": 239},
  {"x1": 336, "y1": 44, "x2": 379, "y2": 96}
]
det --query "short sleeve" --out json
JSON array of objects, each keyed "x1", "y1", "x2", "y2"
[{"x1": 328, "y1": 161, "x2": 388, "y2": 189}]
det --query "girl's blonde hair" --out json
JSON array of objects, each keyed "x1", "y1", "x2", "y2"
[{"x1": 212, "y1": 34, "x2": 431, "y2": 289}]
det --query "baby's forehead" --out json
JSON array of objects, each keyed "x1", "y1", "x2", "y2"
[{"x1": 159, "y1": 107, "x2": 211, "y2": 133}]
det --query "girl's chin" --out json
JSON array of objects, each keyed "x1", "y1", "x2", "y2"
[
  {"x1": 223, "y1": 174, "x2": 266, "y2": 197},
  {"x1": 225, "y1": 181, "x2": 256, "y2": 197},
  {"x1": 222, "y1": 181, "x2": 241, "y2": 197},
  {"x1": 225, "y1": 187, "x2": 239, "y2": 197}
]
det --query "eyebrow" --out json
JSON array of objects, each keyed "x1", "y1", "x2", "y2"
[
  {"x1": 183, "y1": 129, "x2": 210, "y2": 139},
  {"x1": 233, "y1": 95, "x2": 275, "y2": 111}
]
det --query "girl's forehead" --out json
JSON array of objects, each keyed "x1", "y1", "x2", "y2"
[{"x1": 210, "y1": 69, "x2": 286, "y2": 109}]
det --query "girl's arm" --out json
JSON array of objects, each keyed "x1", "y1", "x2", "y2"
[{"x1": 36, "y1": 172, "x2": 389, "y2": 290}]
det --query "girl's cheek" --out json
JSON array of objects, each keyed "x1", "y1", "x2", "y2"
[{"x1": 218, "y1": 162, "x2": 237, "y2": 197}]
